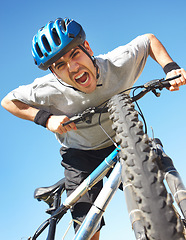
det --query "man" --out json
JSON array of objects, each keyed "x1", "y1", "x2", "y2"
[{"x1": 1, "y1": 18, "x2": 186, "y2": 240}]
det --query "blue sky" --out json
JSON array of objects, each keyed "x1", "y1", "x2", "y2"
[{"x1": 1, "y1": 0, "x2": 186, "y2": 239}]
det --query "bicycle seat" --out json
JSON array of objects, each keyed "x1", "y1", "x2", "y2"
[{"x1": 34, "y1": 178, "x2": 65, "y2": 205}]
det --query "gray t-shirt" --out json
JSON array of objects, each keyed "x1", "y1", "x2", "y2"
[{"x1": 8, "y1": 35, "x2": 150, "y2": 150}]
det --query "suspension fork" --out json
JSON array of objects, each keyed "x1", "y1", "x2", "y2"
[{"x1": 153, "y1": 138, "x2": 186, "y2": 219}]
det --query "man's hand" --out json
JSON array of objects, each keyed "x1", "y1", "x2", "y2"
[
  {"x1": 46, "y1": 115, "x2": 77, "y2": 134},
  {"x1": 166, "y1": 68, "x2": 186, "y2": 91}
]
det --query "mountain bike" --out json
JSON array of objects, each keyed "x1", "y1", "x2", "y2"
[{"x1": 28, "y1": 75, "x2": 186, "y2": 240}]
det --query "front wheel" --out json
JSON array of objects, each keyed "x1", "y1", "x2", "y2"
[{"x1": 108, "y1": 93, "x2": 185, "y2": 240}]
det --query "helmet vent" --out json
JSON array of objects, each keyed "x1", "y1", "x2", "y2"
[
  {"x1": 35, "y1": 43, "x2": 43, "y2": 58},
  {"x1": 42, "y1": 35, "x2": 52, "y2": 53},
  {"x1": 52, "y1": 28, "x2": 61, "y2": 46},
  {"x1": 60, "y1": 19, "x2": 67, "y2": 32}
]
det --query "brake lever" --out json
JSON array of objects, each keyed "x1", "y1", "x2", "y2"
[
  {"x1": 152, "y1": 89, "x2": 161, "y2": 97},
  {"x1": 131, "y1": 75, "x2": 181, "y2": 102},
  {"x1": 62, "y1": 105, "x2": 109, "y2": 127},
  {"x1": 62, "y1": 108, "x2": 96, "y2": 127},
  {"x1": 144, "y1": 78, "x2": 164, "y2": 88},
  {"x1": 144, "y1": 74, "x2": 181, "y2": 90}
]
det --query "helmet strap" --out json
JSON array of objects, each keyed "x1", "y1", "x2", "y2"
[
  {"x1": 49, "y1": 67, "x2": 83, "y2": 92},
  {"x1": 78, "y1": 45, "x2": 100, "y2": 79}
]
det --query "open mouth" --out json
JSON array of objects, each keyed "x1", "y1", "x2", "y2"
[{"x1": 75, "y1": 72, "x2": 89, "y2": 85}]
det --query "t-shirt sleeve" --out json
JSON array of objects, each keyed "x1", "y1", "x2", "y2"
[
  {"x1": 106, "y1": 35, "x2": 150, "y2": 68},
  {"x1": 6, "y1": 74, "x2": 55, "y2": 111},
  {"x1": 98, "y1": 35, "x2": 150, "y2": 86}
]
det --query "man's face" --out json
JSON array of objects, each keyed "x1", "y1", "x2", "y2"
[{"x1": 51, "y1": 41, "x2": 98, "y2": 93}]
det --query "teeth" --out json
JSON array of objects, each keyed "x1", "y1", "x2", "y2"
[
  {"x1": 81, "y1": 77, "x2": 89, "y2": 85},
  {"x1": 75, "y1": 72, "x2": 84, "y2": 80}
]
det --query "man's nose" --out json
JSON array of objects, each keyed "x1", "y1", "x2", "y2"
[{"x1": 67, "y1": 60, "x2": 79, "y2": 72}]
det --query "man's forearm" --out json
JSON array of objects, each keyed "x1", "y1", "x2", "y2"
[
  {"x1": 1, "y1": 96, "x2": 39, "y2": 121},
  {"x1": 146, "y1": 33, "x2": 186, "y2": 91}
]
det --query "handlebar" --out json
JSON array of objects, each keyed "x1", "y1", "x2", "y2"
[
  {"x1": 131, "y1": 75, "x2": 181, "y2": 102},
  {"x1": 62, "y1": 107, "x2": 108, "y2": 126},
  {"x1": 62, "y1": 75, "x2": 181, "y2": 127}
]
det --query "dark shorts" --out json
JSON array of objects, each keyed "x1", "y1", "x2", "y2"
[{"x1": 60, "y1": 145, "x2": 115, "y2": 232}]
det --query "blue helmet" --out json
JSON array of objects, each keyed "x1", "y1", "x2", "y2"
[{"x1": 32, "y1": 18, "x2": 86, "y2": 70}]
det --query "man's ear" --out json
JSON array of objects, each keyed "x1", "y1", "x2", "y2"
[{"x1": 83, "y1": 40, "x2": 94, "y2": 56}]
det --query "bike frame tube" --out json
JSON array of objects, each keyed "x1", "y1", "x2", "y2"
[
  {"x1": 73, "y1": 161, "x2": 122, "y2": 240},
  {"x1": 46, "y1": 191, "x2": 62, "y2": 240},
  {"x1": 62, "y1": 147, "x2": 120, "y2": 208}
]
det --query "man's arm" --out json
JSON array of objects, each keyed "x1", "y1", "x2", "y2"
[
  {"x1": 1, "y1": 96, "x2": 38, "y2": 121},
  {"x1": 1, "y1": 96, "x2": 77, "y2": 134},
  {"x1": 146, "y1": 33, "x2": 186, "y2": 91},
  {"x1": 146, "y1": 33, "x2": 173, "y2": 67}
]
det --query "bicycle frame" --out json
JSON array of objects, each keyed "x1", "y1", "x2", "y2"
[{"x1": 31, "y1": 147, "x2": 121, "y2": 240}]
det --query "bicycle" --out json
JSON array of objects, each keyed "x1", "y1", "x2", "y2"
[{"x1": 28, "y1": 75, "x2": 186, "y2": 240}]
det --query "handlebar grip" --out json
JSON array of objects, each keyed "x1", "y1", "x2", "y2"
[
  {"x1": 62, "y1": 115, "x2": 81, "y2": 127},
  {"x1": 161, "y1": 74, "x2": 181, "y2": 88},
  {"x1": 161, "y1": 81, "x2": 171, "y2": 88},
  {"x1": 62, "y1": 121, "x2": 73, "y2": 127}
]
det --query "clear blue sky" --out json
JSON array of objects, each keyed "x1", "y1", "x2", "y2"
[{"x1": 1, "y1": 0, "x2": 186, "y2": 239}]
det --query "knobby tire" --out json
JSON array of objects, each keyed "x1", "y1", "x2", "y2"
[{"x1": 108, "y1": 93, "x2": 185, "y2": 240}]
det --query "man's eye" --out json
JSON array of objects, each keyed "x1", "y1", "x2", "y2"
[
  {"x1": 57, "y1": 63, "x2": 65, "y2": 70},
  {"x1": 72, "y1": 51, "x2": 79, "y2": 58}
]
